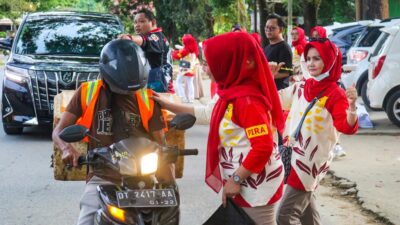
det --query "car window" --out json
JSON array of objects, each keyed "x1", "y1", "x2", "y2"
[
  {"x1": 346, "y1": 31, "x2": 362, "y2": 45},
  {"x1": 331, "y1": 25, "x2": 358, "y2": 36},
  {"x1": 15, "y1": 16, "x2": 122, "y2": 56},
  {"x1": 373, "y1": 33, "x2": 390, "y2": 56},
  {"x1": 356, "y1": 26, "x2": 383, "y2": 47}
]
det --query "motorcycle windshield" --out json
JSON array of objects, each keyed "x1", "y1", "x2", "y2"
[{"x1": 112, "y1": 138, "x2": 159, "y2": 176}]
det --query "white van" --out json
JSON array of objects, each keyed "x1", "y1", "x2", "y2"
[{"x1": 367, "y1": 25, "x2": 400, "y2": 127}]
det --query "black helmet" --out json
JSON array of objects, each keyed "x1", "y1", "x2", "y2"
[{"x1": 99, "y1": 39, "x2": 149, "y2": 94}]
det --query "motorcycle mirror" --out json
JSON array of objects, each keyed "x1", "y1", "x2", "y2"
[
  {"x1": 59, "y1": 125, "x2": 88, "y2": 143},
  {"x1": 170, "y1": 113, "x2": 196, "y2": 130}
]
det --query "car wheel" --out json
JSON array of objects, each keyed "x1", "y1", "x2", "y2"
[
  {"x1": 386, "y1": 91, "x2": 400, "y2": 127},
  {"x1": 3, "y1": 124, "x2": 23, "y2": 135},
  {"x1": 361, "y1": 80, "x2": 371, "y2": 108}
]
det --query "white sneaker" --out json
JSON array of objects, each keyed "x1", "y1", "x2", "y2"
[{"x1": 333, "y1": 144, "x2": 346, "y2": 158}]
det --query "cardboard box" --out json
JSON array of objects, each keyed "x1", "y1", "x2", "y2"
[{"x1": 53, "y1": 91, "x2": 186, "y2": 180}]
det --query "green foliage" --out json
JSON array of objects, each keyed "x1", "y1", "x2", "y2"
[
  {"x1": 282, "y1": 0, "x2": 303, "y2": 16},
  {"x1": 30, "y1": 0, "x2": 79, "y2": 11},
  {"x1": 0, "y1": 0, "x2": 35, "y2": 21},
  {"x1": 211, "y1": 0, "x2": 250, "y2": 34},
  {"x1": 318, "y1": 0, "x2": 355, "y2": 25},
  {"x1": 153, "y1": 0, "x2": 213, "y2": 44},
  {"x1": 0, "y1": 31, "x2": 6, "y2": 38}
]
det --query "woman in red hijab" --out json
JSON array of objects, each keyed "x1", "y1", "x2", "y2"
[
  {"x1": 310, "y1": 26, "x2": 327, "y2": 39},
  {"x1": 172, "y1": 34, "x2": 203, "y2": 102},
  {"x1": 203, "y1": 32, "x2": 285, "y2": 224},
  {"x1": 277, "y1": 39, "x2": 358, "y2": 225},
  {"x1": 291, "y1": 27, "x2": 307, "y2": 56},
  {"x1": 291, "y1": 27, "x2": 307, "y2": 80}
]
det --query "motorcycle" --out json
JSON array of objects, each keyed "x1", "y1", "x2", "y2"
[{"x1": 59, "y1": 114, "x2": 198, "y2": 225}]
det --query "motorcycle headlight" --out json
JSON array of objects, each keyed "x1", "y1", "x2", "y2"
[
  {"x1": 140, "y1": 152, "x2": 158, "y2": 175},
  {"x1": 5, "y1": 65, "x2": 29, "y2": 83},
  {"x1": 107, "y1": 205, "x2": 126, "y2": 223}
]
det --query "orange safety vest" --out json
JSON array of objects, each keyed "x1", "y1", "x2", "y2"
[{"x1": 76, "y1": 79, "x2": 168, "y2": 142}]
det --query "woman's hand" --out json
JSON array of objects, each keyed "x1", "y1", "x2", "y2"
[
  {"x1": 222, "y1": 178, "x2": 241, "y2": 207},
  {"x1": 346, "y1": 85, "x2": 358, "y2": 127},
  {"x1": 117, "y1": 34, "x2": 132, "y2": 40},
  {"x1": 151, "y1": 91, "x2": 169, "y2": 108},
  {"x1": 268, "y1": 61, "x2": 285, "y2": 77},
  {"x1": 346, "y1": 86, "x2": 358, "y2": 108}
]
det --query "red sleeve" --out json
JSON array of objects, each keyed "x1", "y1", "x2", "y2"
[
  {"x1": 325, "y1": 89, "x2": 358, "y2": 134},
  {"x1": 232, "y1": 97, "x2": 274, "y2": 174}
]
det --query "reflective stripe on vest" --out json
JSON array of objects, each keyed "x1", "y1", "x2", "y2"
[
  {"x1": 135, "y1": 89, "x2": 169, "y2": 133},
  {"x1": 135, "y1": 88, "x2": 154, "y2": 133},
  {"x1": 76, "y1": 80, "x2": 104, "y2": 142}
]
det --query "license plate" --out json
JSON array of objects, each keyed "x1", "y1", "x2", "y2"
[{"x1": 116, "y1": 189, "x2": 177, "y2": 208}]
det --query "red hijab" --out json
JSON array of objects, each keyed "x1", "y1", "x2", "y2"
[
  {"x1": 203, "y1": 32, "x2": 284, "y2": 193},
  {"x1": 172, "y1": 34, "x2": 199, "y2": 59},
  {"x1": 303, "y1": 39, "x2": 342, "y2": 102},
  {"x1": 182, "y1": 34, "x2": 199, "y2": 57},
  {"x1": 310, "y1": 26, "x2": 327, "y2": 38},
  {"x1": 292, "y1": 27, "x2": 307, "y2": 55}
]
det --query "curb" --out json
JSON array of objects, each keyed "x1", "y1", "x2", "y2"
[
  {"x1": 327, "y1": 170, "x2": 395, "y2": 225},
  {"x1": 356, "y1": 130, "x2": 400, "y2": 136}
]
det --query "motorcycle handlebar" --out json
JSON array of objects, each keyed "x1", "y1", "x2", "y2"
[{"x1": 179, "y1": 149, "x2": 198, "y2": 156}]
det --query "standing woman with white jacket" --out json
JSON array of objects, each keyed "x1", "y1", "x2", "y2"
[{"x1": 277, "y1": 39, "x2": 359, "y2": 225}]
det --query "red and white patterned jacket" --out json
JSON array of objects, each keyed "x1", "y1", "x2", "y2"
[
  {"x1": 280, "y1": 81, "x2": 358, "y2": 191},
  {"x1": 218, "y1": 97, "x2": 284, "y2": 207}
]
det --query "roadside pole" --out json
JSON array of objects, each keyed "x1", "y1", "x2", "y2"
[{"x1": 287, "y1": 0, "x2": 293, "y2": 44}]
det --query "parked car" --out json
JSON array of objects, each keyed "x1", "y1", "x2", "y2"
[
  {"x1": 330, "y1": 23, "x2": 371, "y2": 64},
  {"x1": 367, "y1": 25, "x2": 400, "y2": 127},
  {"x1": 0, "y1": 11, "x2": 123, "y2": 134},
  {"x1": 340, "y1": 18, "x2": 400, "y2": 108},
  {"x1": 325, "y1": 20, "x2": 375, "y2": 38}
]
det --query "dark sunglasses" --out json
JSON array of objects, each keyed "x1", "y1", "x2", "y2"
[
  {"x1": 309, "y1": 37, "x2": 338, "y2": 56},
  {"x1": 309, "y1": 37, "x2": 329, "y2": 42}
]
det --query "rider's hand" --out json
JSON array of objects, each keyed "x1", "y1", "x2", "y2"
[
  {"x1": 222, "y1": 178, "x2": 241, "y2": 207},
  {"x1": 61, "y1": 145, "x2": 81, "y2": 168}
]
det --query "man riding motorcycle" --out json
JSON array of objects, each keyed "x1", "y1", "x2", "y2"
[{"x1": 52, "y1": 39, "x2": 175, "y2": 225}]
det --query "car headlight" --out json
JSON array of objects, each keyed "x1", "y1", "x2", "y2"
[
  {"x1": 140, "y1": 152, "x2": 158, "y2": 175},
  {"x1": 5, "y1": 65, "x2": 29, "y2": 83},
  {"x1": 106, "y1": 205, "x2": 126, "y2": 223}
]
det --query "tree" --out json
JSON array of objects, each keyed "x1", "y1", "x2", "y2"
[
  {"x1": 0, "y1": 0, "x2": 35, "y2": 30},
  {"x1": 258, "y1": 0, "x2": 269, "y2": 47},
  {"x1": 357, "y1": 0, "x2": 389, "y2": 20},
  {"x1": 31, "y1": 0, "x2": 79, "y2": 11},
  {"x1": 318, "y1": 0, "x2": 355, "y2": 25},
  {"x1": 210, "y1": 0, "x2": 251, "y2": 34},
  {"x1": 153, "y1": 0, "x2": 213, "y2": 44},
  {"x1": 301, "y1": 0, "x2": 321, "y2": 34}
]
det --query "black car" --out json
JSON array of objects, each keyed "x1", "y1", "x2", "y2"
[{"x1": 0, "y1": 11, "x2": 123, "y2": 134}]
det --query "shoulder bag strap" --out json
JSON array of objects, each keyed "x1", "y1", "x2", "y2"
[{"x1": 293, "y1": 90, "x2": 325, "y2": 141}]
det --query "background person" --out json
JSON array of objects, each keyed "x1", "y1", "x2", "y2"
[
  {"x1": 310, "y1": 26, "x2": 327, "y2": 39},
  {"x1": 277, "y1": 39, "x2": 358, "y2": 225},
  {"x1": 172, "y1": 34, "x2": 203, "y2": 103},
  {"x1": 119, "y1": 9, "x2": 174, "y2": 93},
  {"x1": 264, "y1": 14, "x2": 293, "y2": 90}
]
